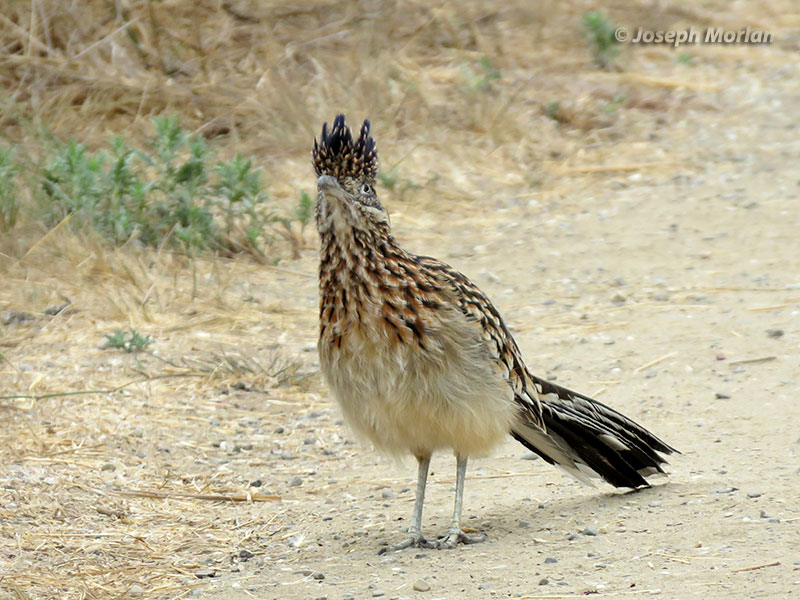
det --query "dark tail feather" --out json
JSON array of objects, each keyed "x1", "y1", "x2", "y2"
[{"x1": 511, "y1": 377, "x2": 678, "y2": 489}]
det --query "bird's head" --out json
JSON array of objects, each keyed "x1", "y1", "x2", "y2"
[{"x1": 313, "y1": 114, "x2": 388, "y2": 234}]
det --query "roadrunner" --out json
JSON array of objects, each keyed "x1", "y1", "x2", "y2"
[{"x1": 313, "y1": 115, "x2": 677, "y2": 552}]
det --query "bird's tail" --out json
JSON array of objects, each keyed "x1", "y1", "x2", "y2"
[{"x1": 511, "y1": 376, "x2": 678, "y2": 489}]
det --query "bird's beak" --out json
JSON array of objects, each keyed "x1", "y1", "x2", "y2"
[{"x1": 318, "y1": 175, "x2": 347, "y2": 200}]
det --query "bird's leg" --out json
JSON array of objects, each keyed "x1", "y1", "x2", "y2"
[
  {"x1": 437, "y1": 454, "x2": 487, "y2": 549},
  {"x1": 378, "y1": 454, "x2": 437, "y2": 554}
]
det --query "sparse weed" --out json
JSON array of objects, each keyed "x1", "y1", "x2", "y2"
[
  {"x1": 278, "y1": 190, "x2": 314, "y2": 258},
  {"x1": 0, "y1": 145, "x2": 20, "y2": 231},
  {"x1": 461, "y1": 56, "x2": 501, "y2": 93},
  {"x1": 582, "y1": 11, "x2": 620, "y2": 69},
  {"x1": 102, "y1": 327, "x2": 154, "y2": 353},
  {"x1": 293, "y1": 190, "x2": 313, "y2": 230},
  {"x1": 176, "y1": 349, "x2": 311, "y2": 389},
  {"x1": 545, "y1": 101, "x2": 562, "y2": 122},
  {"x1": 378, "y1": 167, "x2": 420, "y2": 202},
  {"x1": 602, "y1": 94, "x2": 627, "y2": 115}
]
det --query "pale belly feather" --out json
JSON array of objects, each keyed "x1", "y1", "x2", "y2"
[{"x1": 319, "y1": 308, "x2": 518, "y2": 457}]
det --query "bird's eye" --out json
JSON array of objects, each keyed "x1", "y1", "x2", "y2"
[{"x1": 360, "y1": 182, "x2": 372, "y2": 194}]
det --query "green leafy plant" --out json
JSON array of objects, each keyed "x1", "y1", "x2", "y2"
[
  {"x1": 278, "y1": 190, "x2": 314, "y2": 258},
  {"x1": 294, "y1": 190, "x2": 313, "y2": 230},
  {"x1": 582, "y1": 11, "x2": 620, "y2": 69},
  {"x1": 102, "y1": 327, "x2": 154, "y2": 353},
  {"x1": 25, "y1": 116, "x2": 273, "y2": 254},
  {"x1": 214, "y1": 154, "x2": 272, "y2": 249}
]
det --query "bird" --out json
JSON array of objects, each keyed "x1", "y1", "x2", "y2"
[{"x1": 312, "y1": 114, "x2": 677, "y2": 552}]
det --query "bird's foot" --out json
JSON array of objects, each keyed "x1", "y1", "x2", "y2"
[
  {"x1": 378, "y1": 531, "x2": 437, "y2": 555},
  {"x1": 435, "y1": 528, "x2": 487, "y2": 549}
]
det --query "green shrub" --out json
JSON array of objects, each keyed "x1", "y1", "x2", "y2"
[
  {"x1": 582, "y1": 11, "x2": 620, "y2": 69},
  {"x1": 21, "y1": 116, "x2": 278, "y2": 253}
]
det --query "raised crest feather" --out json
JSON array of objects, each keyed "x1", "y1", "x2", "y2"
[{"x1": 313, "y1": 114, "x2": 378, "y2": 181}]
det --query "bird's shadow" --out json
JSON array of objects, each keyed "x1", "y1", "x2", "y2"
[{"x1": 476, "y1": 479, "x2": 683, "y2": 538}]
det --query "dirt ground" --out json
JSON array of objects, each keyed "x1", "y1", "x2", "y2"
[{"x1": 2, "y1": 2, "x2": 800, "y2": 600}]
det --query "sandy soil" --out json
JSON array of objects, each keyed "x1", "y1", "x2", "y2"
[
  {"x1": 2, "y1": 5, "x2": 800, "y2": 600},
  {"x1": 195, "y1": 72, "x2": 800, "y2": 599}
]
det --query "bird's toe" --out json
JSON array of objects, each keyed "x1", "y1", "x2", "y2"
[{"x1": 436, "y1": 529, "x2": 487, "y2": 549}]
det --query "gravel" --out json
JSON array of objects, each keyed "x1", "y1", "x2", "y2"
[{"x1": 413, "y1": 579, "x2": 431, "y2": 591}]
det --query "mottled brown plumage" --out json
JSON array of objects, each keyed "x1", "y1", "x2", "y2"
[{"x1": 313, "y1": 114, "x2": 677, "y2": 551}]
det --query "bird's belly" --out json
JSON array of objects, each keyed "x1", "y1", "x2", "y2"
[{"x1": 319, "y1": 322, "x2": 517, "y2": 457}]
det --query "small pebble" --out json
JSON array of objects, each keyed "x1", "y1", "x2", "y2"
[
  {"x1": 539, "y1": 578, "x2": 549, "y2": 586},
  {"x1": 544, "y1": 556, "x2": 557, "y2": 564},
  {"x1": 288, "y1": 476, "x2": 303, "y2": 487},
  {"x1": 194, "y1": 568, "x2": 216, "y2": 579},
  {"x1": 766, "y1": 328, "x2": 784, "y2": 339},
  {"x1": 715, "y1": 392, "x2": 731, "y2": 399},
  {"x1": 713, "y1": 487, "x2": 737, "y2": 494},
  {"x1": 312, "y1": 572, "x2": 325, "y2": 580},
  {"x1": 567, "y1": 533, "x2": 579, "y2": 541},
  {"x1": 518, "y1": 520, "x2": 531, "y2": 529},
  {"x1": 715, "y1": 352, "x2": 726, "y2": 361},
  {"x1": 372, "y1": 590, "x2": 385, "y2": 597},
  {"x1": 477, "y1": 583, "x2": 492, "y2": 590},
  {"x1": 128, "y1": 584, "x2": 144, "y2": 598},
  {"x1": 412, "y1": 579, "x2": 431, "y2": 591},
  {"x1": 239, "y1": 549, "x2": 254, "y2": 559},
  {"x1": 381, "y1": 487, "x2": 395, "y2": 499},
  {"x1": 747, "y1": 491, "x2": 761, "y2": 498},
  {"x1": 101, "y1": 463, "x2": 116, "y2": 472},
  {"x1": 582, "y1": 526, "x2": 599, "y2": 536},
  {"x1": 759, "y1": 510, "x2": 771, "y2": 519}
]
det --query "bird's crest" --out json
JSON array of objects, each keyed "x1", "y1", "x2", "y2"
[{"x1": 313, "y1": 114, "x2": 378, "y2": 181}]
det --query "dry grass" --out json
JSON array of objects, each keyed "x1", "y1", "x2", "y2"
[{"x1": 2, "y1": 0, "x2": 799, "y2": 598}]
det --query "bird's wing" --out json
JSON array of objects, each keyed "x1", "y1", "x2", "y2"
[{"x1": 416, "y1": 255, "x2": 545, "y2": 430}]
